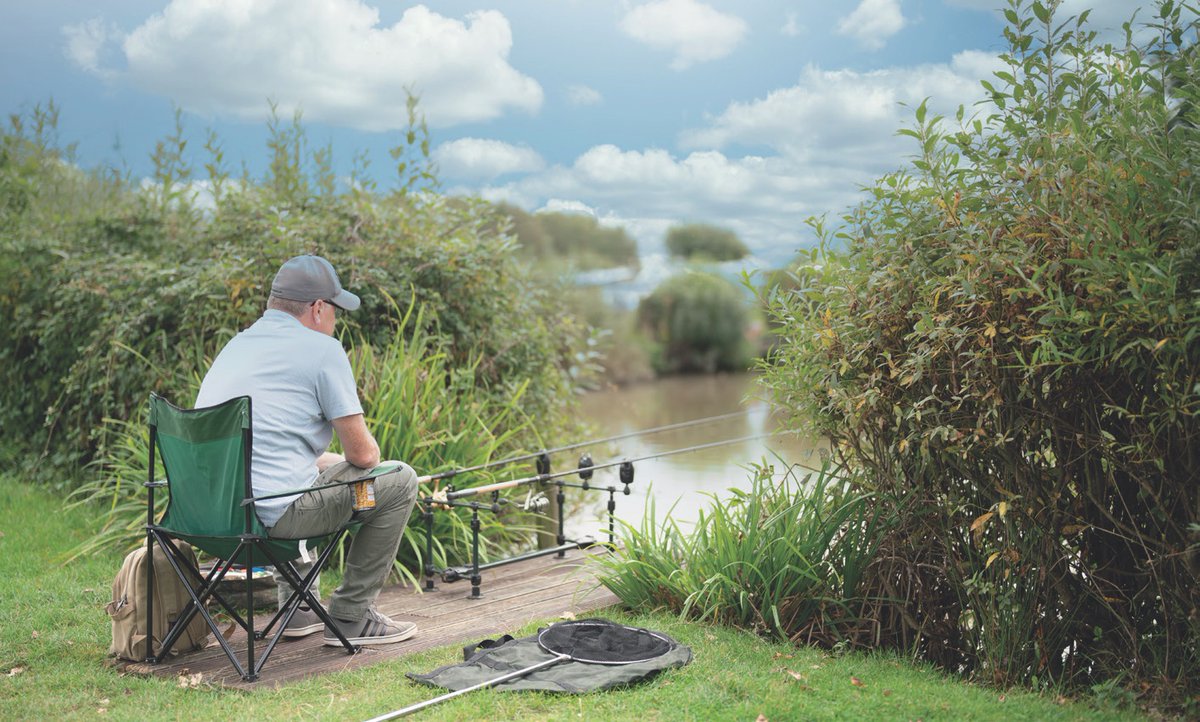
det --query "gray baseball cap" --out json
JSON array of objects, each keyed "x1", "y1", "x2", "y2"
[{"x1": 269, "y1": 255, "x2": 361, "y2": 311}]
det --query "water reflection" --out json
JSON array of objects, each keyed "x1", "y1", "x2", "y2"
[{"x1": 564, "y1": 373, "x2": 823, "y2": 535}]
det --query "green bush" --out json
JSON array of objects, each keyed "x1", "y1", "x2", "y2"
[
  {"x1": 637, "y1": 271, "x2": 753, "y2": 373},
  {"x1": 594, "y1": 461, "x2": 888, "y2": 647},
  {"x1": 758, "y1": 0, "x2": 1198, "y2": 706},
  {"x1": 562, "y1": 287, "x2": 656, "y2": 385},
  {"x1": 66, "y1": 297, "x2": 545, "y2": 576},
  {"x1": 665, "y1": 223, "x2": 748, "y2": 262},
  {"x1": 0, "y1": 103, "x2": 588, "y2": 478},
  {"x1": 489, "y1": 202, "x2": 639, "y2": 270}
]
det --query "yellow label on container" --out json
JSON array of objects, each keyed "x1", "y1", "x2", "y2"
[{"x1": 353, "y1": 480, "x2": 376, "y2": 510}]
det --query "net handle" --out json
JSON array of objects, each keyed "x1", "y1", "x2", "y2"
[
  {"x1": 365, "y1": 620, "x2": 676, "y2": 720},
  {"x1": 364, "y1": 653, "x2": 570, "y2": 721}
]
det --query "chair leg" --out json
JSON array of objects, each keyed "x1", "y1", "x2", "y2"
[
  {"x1": 260, "y1": 532, "x2": 359, "y2": 660},
  {"x1": 148, "y1": 532, "x2": 357, "y2": 682},
  {"x1": 150, "y1": 533, "x2": 255, "y2": 680},
  {"x1": 259, "y1": 560, "x2": 313, "y2": 638}
]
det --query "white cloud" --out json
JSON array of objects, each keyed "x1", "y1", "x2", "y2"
[
  {"x1": 782, "y1": 12, "x2": 805, "y2": 38},
  {"x1": 567, "y1": 84, "x2": 603, "y2": 107},
  {"x1": 681, "y1": 51, "x2": 999, "y2": 164},
  {"x1": 619, "y1": 0, "x2": 748, "y2": 70},
  {"x1": 69, "y1": 0, "x2": 542, "y2": 130},
  {"x1": 433, "y1": 138, "x2": 544, "y2": 180},
  {"x1": 62, "y1": 18, "x2": 120, "y2": 81},
  {"x1": 836, "y1": 0, "x2": 906, "y2": 51},
  {"x1": 539, "y1": 198, "x2": 597, "y2": 216},
  {"x1": 479, "y1": 144, "x2": 827, "y2": 261},
  {"x1": 476, "y1": 50, "x2": 1002, "y2": 262}
]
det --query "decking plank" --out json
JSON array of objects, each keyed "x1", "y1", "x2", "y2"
[{"x1": 116, "y1": 546, "x2": 620, "y2": 690}]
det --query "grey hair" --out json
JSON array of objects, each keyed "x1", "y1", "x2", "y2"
[{"x1": 267, "y1": 295, "x2": 311, "y2": 318}]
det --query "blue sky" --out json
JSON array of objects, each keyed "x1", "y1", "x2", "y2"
[{"x1": 0, "y1": 1, "x2": 1154, "y2": 268}]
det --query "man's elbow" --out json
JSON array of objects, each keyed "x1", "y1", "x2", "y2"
[{"x1": 346, "y1": 441, "x2": 381, "y2": 470}]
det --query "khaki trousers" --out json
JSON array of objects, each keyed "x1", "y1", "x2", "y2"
[{"x1": 268, "y1": 460, "x2": 418, "y2": 621}]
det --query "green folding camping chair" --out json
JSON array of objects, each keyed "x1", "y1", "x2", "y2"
[{"x1": 143, "y1": 393, "x2": 358, "y2": 681}]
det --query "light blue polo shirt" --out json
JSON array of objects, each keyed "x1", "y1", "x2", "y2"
[{"x1": 196, "y1": 309, "x2": 363, "y2": 527}]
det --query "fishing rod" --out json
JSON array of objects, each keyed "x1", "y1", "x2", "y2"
[
  {"x1": 246, "y1": 412, "x2": 754, "y2": 506},
  {"x1": 417, "y1": 410, "x2": 746, "y2": 484},
  {"x1": 424, "y1": 430, "x2": 793, "y2": 597},
  {"x1": 436, "y1": 431, "x2": 784, "y2": 502}
]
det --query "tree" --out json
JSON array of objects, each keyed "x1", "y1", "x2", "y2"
[
  {"x1": 638, "y1": 272, "x2": 751, "y2": 373},
  {"x1": 487, "y1": 203, "x2": 639, "y2": 270},
  {"x1": 665, "y1": 223, "x2": 748, "y2": 261}
]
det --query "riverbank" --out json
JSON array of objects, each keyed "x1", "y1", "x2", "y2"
[{"x1": 0, "y1": 476, "x2": 1144, "y2": 721}]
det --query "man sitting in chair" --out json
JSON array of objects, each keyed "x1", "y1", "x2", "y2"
[{"x1": 196, "y1": 254, "x2": 419, "y2": 646}]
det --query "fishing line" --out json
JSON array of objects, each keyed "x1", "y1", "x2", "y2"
[
  {"x1": 418, "y1": 410, "x2": 745, "y2": 483},
  {"x1": 441, "y1": 431, "x2": 786, "y2": 501},
  {"x1": 253, "y1": 429, "x2": 799, "y2": 505}
]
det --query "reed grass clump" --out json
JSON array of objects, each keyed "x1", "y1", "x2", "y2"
[
  {"x1": 66, "y1": 295, "x2": 544, "y2": 579},
  {"x1": 595, "y1": 462, "x2": 887, "y2": 648}
]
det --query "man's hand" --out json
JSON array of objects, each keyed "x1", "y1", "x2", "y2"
[
  {"x1": 331, "y1": 413, "x2": 382, "y2": 470},
  {"x1": 316, "y1": 452, "x2": 345, "y2": 472}
]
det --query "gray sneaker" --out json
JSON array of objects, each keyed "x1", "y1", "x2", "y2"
[
  {"x1": 282, "y1": 605, "x2": 324, "y2": 638},
  {"x1": 323, "y1": 607, "x2": 417, "y2": 647}
]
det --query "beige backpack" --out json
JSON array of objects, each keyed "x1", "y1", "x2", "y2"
[{"x1": 106, "y1": 541, "x2": 211, "y2": 661}]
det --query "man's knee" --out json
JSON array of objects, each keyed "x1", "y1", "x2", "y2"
[{"x1": 377, "y1": 462, "x2": 418, "y2": 508}]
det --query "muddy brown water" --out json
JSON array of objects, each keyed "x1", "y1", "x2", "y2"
[{"x1": 562, "y1": 373, "x2": 824, "y2": 535}]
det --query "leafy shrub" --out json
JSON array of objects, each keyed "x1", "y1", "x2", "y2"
[
  {"x1": 665, "y1": 223, "x2": 748, "y2": 261},
  {"x1": 758, "y1": 0, "x2": 1199, "y2": 705},
  {"x1": 0, "y1": 103, "x2": 587, "y2": 478},
  {"x1": 637, "y1": 271, "x2": 753, "y2": 374},
  {"x1": 66, "y1": 297, "x2": 545, "y2": 577}
]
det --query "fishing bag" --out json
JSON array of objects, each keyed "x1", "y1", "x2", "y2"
[{"x1": 106, "y1": 541, "x2": 210, "y2": 661}]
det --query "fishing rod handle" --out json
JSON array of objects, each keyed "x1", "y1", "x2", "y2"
[{"x1": 444, "y1": 474, "x2": 548, "y2": 501}]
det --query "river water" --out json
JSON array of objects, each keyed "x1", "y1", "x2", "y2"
[{"x1": 562, "y1": 373, "x2": 824, "y2": 536}]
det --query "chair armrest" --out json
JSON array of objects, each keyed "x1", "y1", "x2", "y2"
[
  {"x1": 241, "y1": 463, "x2": 402, "y2": 507},
  {"x1": 144, "y1": 479, "x2": 167, "y2": 488},
  {"x1": 342, "y1": 462, "x2": 404, "y2": 484}
]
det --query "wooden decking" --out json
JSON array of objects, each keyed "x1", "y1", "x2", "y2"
[{"x1": 117, "y1": 546, "x2": 620, "y2": 690}]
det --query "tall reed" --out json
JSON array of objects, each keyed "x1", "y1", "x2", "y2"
[
  {"x1": 347, "y1": 296, "x2": 540, "y2": 576},
  {"x1": 594, "y1": 460, "x2": 888, "y2": 647},
  {"x1": 65, "y1": 295, "x2": 542, "y2": 580}
]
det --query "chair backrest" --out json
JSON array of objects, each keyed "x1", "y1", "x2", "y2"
[{"x1": 150, "y1": 393, "x2": 297, "y2": 564}]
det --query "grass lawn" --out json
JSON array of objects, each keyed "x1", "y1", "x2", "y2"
[{"x1": 0, "y1": 475, "x2": 1148, "y2": 721}]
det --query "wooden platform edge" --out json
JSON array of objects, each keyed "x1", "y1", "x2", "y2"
[{"x1": 114, "y1": 546, "x2": 624, "y2": 690}]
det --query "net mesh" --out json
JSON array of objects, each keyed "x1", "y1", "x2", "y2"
[{"x1": 537, "y1": 619, "x2": 674, "y2": 665}]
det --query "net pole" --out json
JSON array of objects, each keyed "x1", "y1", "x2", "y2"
[{"x1": 363, "y1": 653, "x2": 570, "y2": 721}]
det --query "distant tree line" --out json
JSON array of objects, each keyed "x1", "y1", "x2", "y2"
[
  {"x1": 666, "y1": 223, "x2": 748, "y2": 261},
  {"x1": 491, "y1": 202, "x2": 639, "y2": 270}
]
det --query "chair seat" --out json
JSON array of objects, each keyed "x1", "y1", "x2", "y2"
[{"x1": 156, "y1": 527, "x2": 321, "y2": 569}]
